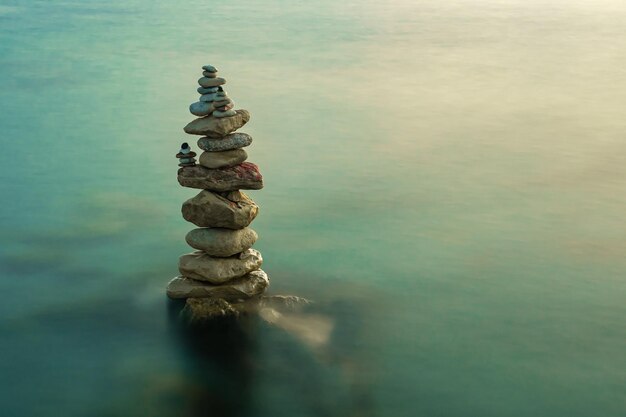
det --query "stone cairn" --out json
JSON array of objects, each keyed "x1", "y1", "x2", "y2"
[{"x1": 166, "y1": 64, "x2": 269, "y2": 314}]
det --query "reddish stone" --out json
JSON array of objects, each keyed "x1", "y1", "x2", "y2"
[{"x1": 178, "y1": 162, "x2": 263, "y2": 191}]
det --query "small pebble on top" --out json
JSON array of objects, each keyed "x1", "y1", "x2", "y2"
[{"x1": 188, "y1": 65, "x2": 240, "y2": 119}]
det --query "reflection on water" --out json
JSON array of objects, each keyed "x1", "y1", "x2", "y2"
[
  {"x1": 0, "y1": 282, "x2": 380, "y2": 417},
  {"x1": 167, "y1": 301, "x2": 257, "y2": 417},
  {"x1": 165, "y1": 296, "x2": 377, "y2": 417}
]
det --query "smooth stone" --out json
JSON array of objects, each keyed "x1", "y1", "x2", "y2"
[
  {"x1": 197, "y1": 86, "x2": 219, "y2": 94},
  {"x1": 197, "y1": 133, "x2": 253, "y2": 152},
  {"x1": 166, "y1": 269, "x2": 269, "y2": 300},
  {"x1": 202, "y1": 71, "x2": 217, "y2": 78},
  {"x1": 213, "y1": 109, "x2": 237, "y2": 118},
  {"x1": 185, "y1": 227, "x2": 258, "y2": 257},
  {"x1": 178, "y1": 248, "x2": 263, "y2": 283},
  {"x1": 199, "y1": 148, "x2": 248, "y2": 169},
  {"x1": 198, "y1": 77, "x2": 226, "y2": 87},
  {"x1": 199, "y1": 93, "x2": 217, "y2": 102},
  {"x1": 182, "y1": 189, "x2": 258, "y2": 229},
  {"x1": 213, "y1": 98, "x2": 233, "y2": 107},
  {"x1": 184, "y1": 110, "x2": 250, "y2": 137},
  {"x1": 202, "y1": 64, "x2": 217, "y2": 72},
  {"x1": 189, "y1": 101, "x2": 214, "y2": 117},
  {"x1": 177, "y1": 162, "x2": 263, "y2": 191}
]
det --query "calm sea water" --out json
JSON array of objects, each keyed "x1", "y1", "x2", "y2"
[{"x1": 1, "y1": 1, "x2": 625, "y2": 416}]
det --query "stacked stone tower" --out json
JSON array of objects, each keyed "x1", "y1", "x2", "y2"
[{"x1": 166, "y1": 65, "x2": 269, "y2": 306}]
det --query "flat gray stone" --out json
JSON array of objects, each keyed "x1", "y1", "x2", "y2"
[
  {"x1": 258, "y1": 295, "x2": 312, "y2": 310},
  {"x1": 166, "y1": 269, "x2": 269, "y2": 300},
  {"x1": 178, "y1": 248, "x2": 263, "y2": 283},
  {"x1": 185, "y1": 227, "x2": 257, "y2": 257},
  {"x1": 197, "y1": 86, "x2": 219, "y2": 94},
  {"x1": 184, "y1": 110, "x2": 250, "y2": 137},
  {"x1": 197, "y1": 132, "x2": 253, "y2": 152},
  {"x1": 189, "y1": 101, "x2": 214, "y2": 117},
  {"x1": 198, "y1": 77, "x2": 226, "y2": 87},
  {"x1": 177, "y1": 162, "x2": 263, "y2": 191},
  {"x1": 202, "y1": 71, "x2": 217, "y2": 78},
  {"x1": 214, "y1": 109, "x2": 237, "y2": 118},
  {"x1": 213, "y1": 98, "x2": 233, "y2": 107},
  {"x1": 182, "y1": 190, "x2": 258, "y2": 229},
  {"x1": 202, "y1": 64, "x2": 217, "y2": 72},
  {"x1": 199, "y1": 148, "x2": 248, "y2": 169}
]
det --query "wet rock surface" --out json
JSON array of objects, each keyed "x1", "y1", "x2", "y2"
[
  {"x1": 182, "y1": 294, "x2": 312, "y2": 320},
  {"x1": 197, "y1": 132, "x2": 253, "y2": 152}
]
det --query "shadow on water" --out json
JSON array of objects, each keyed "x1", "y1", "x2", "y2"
[
  {"x1": 166, "y1": 299, "x2": 257, "y2": 417},
  {"x1": 165, "y1": 289, "x2": 380, "y2": 417},
  {"x1": 0, "y1": 265, "x2": 383, "y2": 417}
]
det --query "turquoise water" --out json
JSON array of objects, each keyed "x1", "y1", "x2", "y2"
[{"x1": 1, "y1": 0, "x2": 625, "y2": 416}]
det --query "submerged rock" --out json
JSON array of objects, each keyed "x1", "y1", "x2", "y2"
[
  {"x1": 166, "y1": 269, "x2": 269, "y2": 300},
  {"x1": 184, "y1": 297, "x2": 244, "y2": 319},
  {"x1": 182, "y1": 189, "x2": 258, "y2": 229},
  {"x1": 182, "y1": 294, "x2": 312, "y2": 320},
  {"x1": 197, "y1": 132, "x2": 253, "y2": 152},
  {"x1": 178, "y1": 248, "x2": 262, "y2": 283},
  {"x1": 199, "y1": 148, "x2": 247, "y2": 169},
  {"x1": 258, "y1": 295, "x2": 312, "y2": 310},
  {"x1": 184, "y1": 110, "x2": 250, "y2": 137},
  {"x1": 177, "y1": 162, "x2": 263, "y2": 191},
  {"x1": 185, "y1": 227, "x2": 257, "y2": 257}
]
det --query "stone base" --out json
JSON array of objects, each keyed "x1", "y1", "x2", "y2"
[
  {"x1": 166, "y1": 269, "x2": 269, "y2": 300},
  {"x1": 178, "y1": 249, "x2": 263, "y2": 284},
  {"x1": 183, "y1": 294, "x2": 312, "y2": 321}
]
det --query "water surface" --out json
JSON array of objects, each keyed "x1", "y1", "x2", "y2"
[{"x1": 0, "y1": 1, "x2": 625, "y2": 416}]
